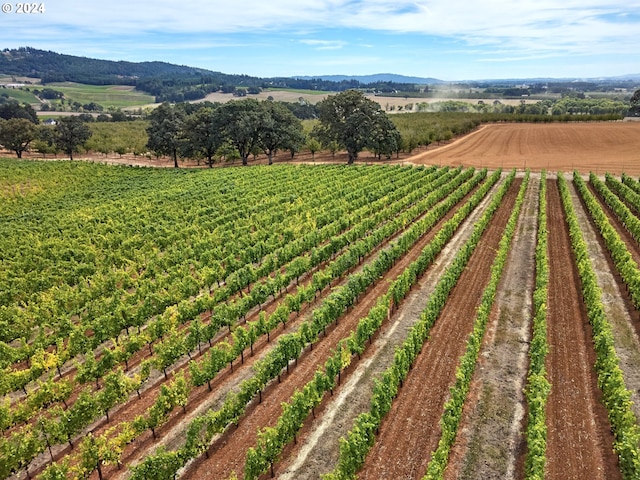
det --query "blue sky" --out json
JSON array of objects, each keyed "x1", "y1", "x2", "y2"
[{"x1": 1, "y1": 0, "x2": 639, "y2": 80}]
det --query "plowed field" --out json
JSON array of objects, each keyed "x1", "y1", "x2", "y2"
[{"x1": 409, "y1": 122, "x2": 640, "y2": 175}]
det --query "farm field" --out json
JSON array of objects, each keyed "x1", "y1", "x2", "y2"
[
  {"x1": 197, "y1": 89, "x2": 538, "y2": 112},
  {"x1": 409, "y1": 122, "x2": 640, "y2": 175},
  {"x1": 41, "y1": 83, "x2": 155, "y2": 109},
  {"x1": 1, "y1": 154, "x2": 640, "y2": 480}
]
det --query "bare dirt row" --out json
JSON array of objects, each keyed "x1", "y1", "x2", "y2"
[
  {"x1": 545, "y1": 178, "x2": 620, "y2": 479},
  {"x1": 355, "y1": 178, "x2": 522, "y2": 479},
  {"x1": 179, "y1": 176, "x2": 489, "y2": 480},
  {"x1": 278, "y1": 173, "x2": 640, "y2": 480},
  {"x1": 12, "y1": 168, "x2": 640, "y2": 480},
  {"x1": 97, "y1": 174, "x2": 477, "y2": 479},
  {"x1": 443, "y1": 175, "x2": 539, "y2": 480},
  {"x1": 574, "y1": 180, "x2": 640, "y2": 426},
  {"x1": 18, "y1": 169, "x2": 438, "y2": 479},
  {"x1": 276, "y1": 175, "x2": 506, "y2": 479}
]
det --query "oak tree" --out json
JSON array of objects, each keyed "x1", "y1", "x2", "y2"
[
  {"x1": 258, "y1": 101, "x2": 305, "y2": 165},
  {"x1": 0, "y1": 118, "x2": 39, "y2": 158},
  {"x1": 146, "y1": 102, "x2": 186, "y2": 168},
  {"x1": 217, "y1": 99, "x2": 265, "y2": 166},
  {"x1": 53, "y1": 116, "x2": 92, "y2": 161},
  {"x1": 313, "y1": 90, "x2": 400, "y2": 164}
]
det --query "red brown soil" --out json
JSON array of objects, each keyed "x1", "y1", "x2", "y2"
[
  {"x1": 356, "y1": 179, "x2": 521, "y2": 479},
  {"x1": 544, "y1": 178, "x2": 620, "y2": 479},
  {"x1": 274, "y1": 176, "x2": 503, "y2": 480},
  {"x1": 408, "y1": 122, "x2": 640, "y2": 176},
  {"x1": 9, "y1": 122, "x2": 640, "y2": 480},
  {"x1": 91, "y1": 218, "x2": 405, "y2": 475},
  {"x1": 572, "y1": 179, "x2": 640, "y2": 429},
  {"x1": 180, "y1": 177, "x2": 483, "y2": 480},
  {"x1": 443, "y1": 176, "x2": 539, "y2": 480},
  {"x1": 101, "y1": 172, "x2": 460, "y2": 476}
]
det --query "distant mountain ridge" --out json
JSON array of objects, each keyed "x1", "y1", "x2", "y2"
[
  {"x1": 0, "y1": 49, "x2": 446, "y2": 86},
  {"x1": 1, "y1": 47, "x2": 638, "y2": 98},
  {"x1": 294, "y1": 73, "x2": 444, "y2": 84}
]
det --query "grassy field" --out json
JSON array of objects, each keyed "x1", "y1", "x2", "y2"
[
  {"x1": 0, "y1": 87, "x2": 40, "y2": 104},
  {"x1": 45, "y1": 82, "x2": 155, "y2": 108}
]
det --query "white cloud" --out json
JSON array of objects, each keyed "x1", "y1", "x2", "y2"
[
  {"x1": 2, "y1": 0, "x2": 638, "y2": 75},
  {"x1": 11, "y1": 1, "x2": 640, "y2": 37},
  {"x1": 299, "y1": 39, "x2": 347, "y2": 50},
  {"x1": 339, "y1": 0, "x2": 640, "y2": 56}
]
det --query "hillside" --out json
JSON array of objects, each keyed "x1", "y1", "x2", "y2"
[
  {"x1": 0, "y1": 48, "x2": 444, "y2": 103},
  {"x1": 0, "y1": 48, "x2": 423, "y2": 102},
  {"x1": 2, "y1": 48, "x2": 636, "y2": 107},
  {"x1": 0, "y1": 47, "x2": 213, "y2": 85}
]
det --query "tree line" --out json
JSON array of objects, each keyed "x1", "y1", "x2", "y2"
[
  {"x1": 2, "y1": 88, "x2": 638, "y2": 164},
  {"x1": 146, "y1": 90, "x2": 401, "y2": 167},
  {"x1": 0, "y1": 115, "x2": 92, "y2": 160},
  {"x1": 396, "y1": 96, "x2": 633, "y2": 116},
  {"x1": 0, "y1": 90, "x2": 401, "y2": 165}
]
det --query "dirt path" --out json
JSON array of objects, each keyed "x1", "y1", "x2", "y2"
[
  {"x1": 275, "y1": 176, "x2": 506, "y2": 479},
  {"x1": 544, "y1": 178, "x2": 620, "y2": 480},
  {"x1": 443, "y1": 175, "x2": 539, "y2": 480},
  {"x1": 356, "y1": 179, "x2": 521, "y2": 479},
  {"x1": 179, "y1": 175, "x2": 487, "y2": 480}
]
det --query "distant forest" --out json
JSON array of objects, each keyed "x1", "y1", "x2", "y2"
[{"x1": 0, "y1": 47, "x2": 419, "y2": 102}]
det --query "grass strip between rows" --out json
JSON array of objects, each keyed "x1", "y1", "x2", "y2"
[
  {"x1": 37, "y1": 168, "x2": 485, "y2": 480},
  {"x1": 586, "y1": 172, "x2": 640, "y2": 310},
  {"x1": 424, "y1": 171, "x2": 529, "y2": 478},
  {"x1": 241, "y1": 169, "x2": 505, "y2": 480},
  {"x1": 124, "y1": 169, "x2": 493, "y2": 480},
  {"x1": 2, "y1": 167, "x2": 449, "y2": 478},
  {"x1": 322, "y1": 168, "x2": 516, "y2": 480},
  {"x1": 1, "y1": 167, "x2": 453, "y2": 478},
  {"x1": 589, "y1": 173, "x2": 640, "y2": 245}
]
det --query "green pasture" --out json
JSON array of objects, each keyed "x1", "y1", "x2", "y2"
[
  {"x1": 45, "y1": 82, "x2": 155, "y2": 108},
  {"x1": 0, "y1": 87, "x2": 40, "y2": 104}
]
